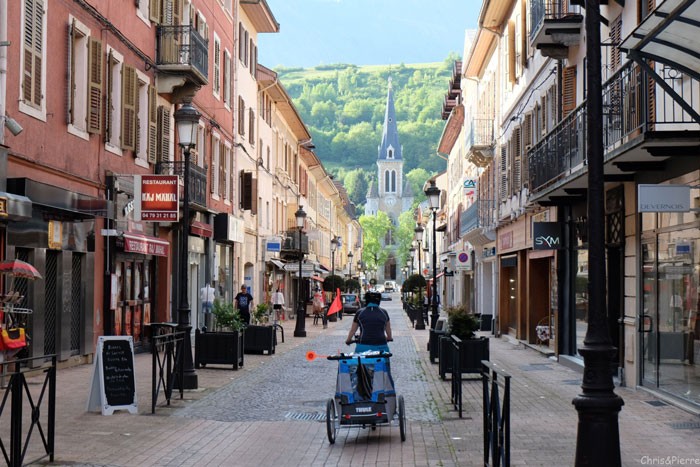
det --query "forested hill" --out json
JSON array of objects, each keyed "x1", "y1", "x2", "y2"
[{"x1": 275, "y1": 58, "x2": 455, "y2": 206}]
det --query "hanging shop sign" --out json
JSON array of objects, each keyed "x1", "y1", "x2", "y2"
[
  {"x1": 134, "y1": 175, "x2": 179, "y2": 221},
  {"x1": 533, "y1": 222, "x2": 563, "y2": 250},
  {"x1": 638, "y1": 184, "x2": 690, "y2": 212},
  {"x1": 0, "y1": 197, "x2": 6, "y2": 218}
]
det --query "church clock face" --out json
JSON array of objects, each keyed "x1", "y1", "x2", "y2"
[{"x1": 386, "y1": 196, "x2": 397, "y2": 207}]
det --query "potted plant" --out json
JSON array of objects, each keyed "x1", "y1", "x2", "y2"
[
  {"x1": 244, "y1": 303, "x2": 276, "y2": 355},
  {"x1": 439, "y1": 305, "x2": 489, "y2": 379},
  {"x1": 195, "y1": 299, "x2": 245, "y2": 370}
]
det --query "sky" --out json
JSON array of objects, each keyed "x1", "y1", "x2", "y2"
[{"x1": 257, "y1": 0, "x2": 483, "y2": 68}]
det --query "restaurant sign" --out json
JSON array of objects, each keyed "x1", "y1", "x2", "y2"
[
  {"x1": 0, "y1": 197, "x2": 6, "y2": 218},
  {"x1": 134, "y1": 175, "x2": 179, "y2": 221}
]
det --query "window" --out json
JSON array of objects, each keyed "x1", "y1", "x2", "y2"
[
  {"x1": 223, "y1": 50, "x2": 231, "y2": 107},
  {"x1": 195, "y1": 122, "x2": 206, "y2": 167},
  {"x1": 105, "y1": 48, "x2": 124, "y2": 151},
  {"x1": 120, "y1": 64, "x2": 138, "y2": 151},
  {"x1": 249, "y1": 40, "x2": 256, "y2": 74},
  {"x1": 243, "y1": 29, "x2": 249, "y2": 66},
  {"x1": 388, "y1": 148, "x2": 393, "y2": 159},
  {"x1": 156, "y1": 105, "x2": 172, "y2": 163},
  {"x1": 563, "y1": 66, "x2": 577, "y2": 117},
  {"x1": 238, "y1": 23, "x2": 245, "y2": 63},
  {"x1": 224, "y1": 142, "x2": 231, "y2": 201},
  {"x1": 20, "y1": 0, "x2": 47, "y2": 117},
  {"x1": 392, "y1": 170, "x2": 397, "y2": 192},
  {"x1": 213, "y1": 35, "x2": 221, "y2": 98},
  {"x1": 507, "y1": 19, "x2": 516, "y2": 84},
  {"x1": 384, "y1": 170, "x2": 390, "y2": 193},
  {"x1": 610, "y1": 15, "x2": 622, "y2": 72},
  {"x1": 135, "y1": 72, "x2": 153, "y2": 164}
]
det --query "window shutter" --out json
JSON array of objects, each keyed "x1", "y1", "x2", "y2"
[
  {"x1": 500, "y1": 144, "x2": 508, "y2": 202},
  {"x1": 523, "y1": 113, "x2": 532, "y2": 189},
  {"x1": 513, "y1": 128, "x2": 522, "y2": 193},
  {"x1": 121, "y1": 65, "x2": 137, "y2": 150},
  {"x1": 146, "y1": 86, "x2": 157, "y2": 163},
  {"x1": 150, "y1": 0, "x2": 162, "y2": 23},
  {"x1": 214, "y1": 39, "x2": 220, "y2": 95},
  {"x1": 540, "y1": 96, "x2": 547, "y2": 135},
  {"x1": 241, "y1": 171, "x2": 252, "y2": 210},
  {"x1": 508, "y1": 20, "x2": 516, "y2": 84},
  {"x1": 249, "y1": 108, "x2": 255, "y2": 144},
  {"x1": 173, "y1": 0, "x2": 183, "y2": 25},
  {"x1": 105, "y1": 51, "x2": 113, "y2": 141},
  {"x1": 219, "y1": 140, "x2": 226, "y2": 197},
  {"x1": 87, "y1": 37, "x2": 103, "y2": 134},
  {"x1": 238, "y1": 23, "x2": 244, "y2": 61},
  {"x1": 68, "y1": 20, "x2": 76, "y2": 125},
  {"x1": 229, "y1": 148, "x2": 235, "y2": 202},
  {"x1": 238, "y1": 96, "x2": 245, "y2": 135},
  {"x1": 562, "y1": 65, "x2": 577, "y2": 117},
  {"x1": 244, "y1": 30, "x2": 249, "y2": 66},
  {"x1": 251, "y1": 178, "x2": 258, "y2": 215},
  {"x1": 521, "y1": 0, "x2": 528, "y2": 67},
  {"x1": 23, "y1": 0, "x2": 44, "y2": 108},
  {"x1": 610, "y1": 15, "x2": 622, "y2": 72},
  {"x1": 157, "y1": 105, "x2": 171, "y2": 162}
]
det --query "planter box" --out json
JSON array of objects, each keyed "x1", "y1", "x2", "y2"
[
  {"x1": 428, "y1": 328, "x2": 446, "y2": 363},
  {"x1": 439, "y1": 335, "x2": 489, "y2": 380},
  {"x1": 244, "y1": 325, "x2": 276, "y2": 355},
  {"x1": 195, "y1": 329, "x2": 244, "y2": 370}
]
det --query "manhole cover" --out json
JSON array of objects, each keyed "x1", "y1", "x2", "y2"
[
  {"x1": 669, "y1": 421, "x2": 700, "y2": 430},
  {"x1": 285, "y1": 411, "x2": 325, "y2": 421},
  {"x1": 644, "y1": 400, "x2": 668, "y2": 407}
]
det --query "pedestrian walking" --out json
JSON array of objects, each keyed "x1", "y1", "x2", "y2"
[
  {"x1": 235, "y1": 285, "x2": 254, "y2": 326},
  {"x1": 271, "y1": 288, "x2": 285, "y2": 322},
  {"x1": 200, "y1": 282, "x2": 215, "y2": 314}
]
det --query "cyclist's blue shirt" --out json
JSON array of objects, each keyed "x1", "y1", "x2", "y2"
[{"x1": 354, "y1": 304, "x2": 390, "y2": 346}]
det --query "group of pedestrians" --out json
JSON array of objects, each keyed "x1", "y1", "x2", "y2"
[{"x1": 200, "y1": 283, "x2": 289, "y2": 327}]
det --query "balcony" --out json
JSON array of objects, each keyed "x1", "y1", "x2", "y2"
[
  {"x1": 442, "y1": 61, "x2": 462, "y2": 119},
  {"x1": 280, "y1": 231, "x2": 309, "y2": 259},
  {"x1": 465, "y1": 118, "x2": 495, "y2": 167},
  {"x1": 156, "y1": 25, "x2": 208, "y2": 89},
  {"x1": 528, "y1": 60, "x2": 700, "y2": 201},
  {"x1": 459, "y1": 200, "x2": 497, "y2": 246},
  {"x1": 530, "y1": 0, "x2": 583, "y2": 59},
  {"x1": 155, "y1": 161, "x2": 207, "y2": 208}
]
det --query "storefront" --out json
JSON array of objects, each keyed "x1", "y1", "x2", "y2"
[
  {"x1": 214, "y1": 213, "x2": 244, "y2": 304},
  {"x1": 639, "y1": 175, "x2": 699, "y2": 408}
]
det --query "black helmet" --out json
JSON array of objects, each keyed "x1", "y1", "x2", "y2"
[{"x1": 365, "y1": 291, "x2": 382, "y2": 305}]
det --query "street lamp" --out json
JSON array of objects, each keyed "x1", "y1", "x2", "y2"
[
  {"x1": 347, "y1": 251, "x2": 354, "y2": 291},
  {"x1": 330, "y1": 235, "x2": 339, "y2": 280},
  {"x1": 573, "y1": 1, "x2": 623, "y2": 464},
  {"x1": 414, "y1": 223, "x2": 425, "y2": 330},
  {"x1": 293, "y1": 206, "x2": 307, "y2": 338},
  {"x1": 425, "y1": 180, "x2": 441, "y2": 329},
  {"x1": 173, "y1": 102, "x2": 200, "y2": 389}
]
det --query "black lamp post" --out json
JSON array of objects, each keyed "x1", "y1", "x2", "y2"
[
  {"x1": 293, "y1": 206, "x2": 307, "y2": 338},
  {"x1": 414, "y1": 224, "x2": 425, "y2": 330},
  {"x1": 174, "y1": 102, "x2": 201, "y2": 389},
  {"x1": 347, "y1": 251, "x2": 354, "y2": 290},
  {"x1": 409, "y1": 247, "x2": 415, "y2": 275},
  {"x1": 573, "y1": 0, "x2": 623, "y2": 464},
  {"x1": 330, "y1": 235, "x2": 338, "y2": 281},
  {"x1": 425, "y1": 180, "x2": 441, "y2": 329}
]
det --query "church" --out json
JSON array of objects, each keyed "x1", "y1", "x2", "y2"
[{"x1": 365, "y1": 78, "x2": 414, "y2": 281}]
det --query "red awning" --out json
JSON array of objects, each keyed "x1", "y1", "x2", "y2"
[
  {"x1": 190, "y1": 220, "x2": 213, "y2": 238},
  {"x1": 310, "y1": 275, "x2": 324, "y2": 282},
  {"x1": 122, "y1": 232, "x2": 169, "y2": 257}
]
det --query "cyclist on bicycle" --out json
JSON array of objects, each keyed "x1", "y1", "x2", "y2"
[{"x1": 345, "y1": 291, "x2": 392, "y2": 353}]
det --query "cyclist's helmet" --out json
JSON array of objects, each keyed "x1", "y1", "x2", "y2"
[{"x1": 365, "y1": 291, "x2": 382, "y2": 305}]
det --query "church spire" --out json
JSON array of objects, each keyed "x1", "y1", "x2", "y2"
[{"x1": 378, "y1": 77, "x2": 401, "y2": 161}]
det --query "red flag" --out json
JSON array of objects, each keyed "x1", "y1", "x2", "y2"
[{"x1": 327, "y1": 288, "x2": 342, "y2": 316}]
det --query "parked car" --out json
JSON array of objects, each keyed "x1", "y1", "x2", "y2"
[
  {"x1": 342, "y1": 294, "x2": 361, "y2": 314},
  {"x1": 383, "y1": 281, "x2": 396, "y2": 292},
  {"x1": 381, "y1": 291, "x2": 392, "y2": 301}
]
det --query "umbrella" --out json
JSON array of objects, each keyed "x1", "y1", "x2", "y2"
[{"x1": 0, "y1": 259, "x2": 42, "y2": 280}]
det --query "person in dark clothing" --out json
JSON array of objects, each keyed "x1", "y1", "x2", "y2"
[
  {"x1": 235, "y1": 285, "x2": 253, "y2": 325},
  {"x1": 345, "y1": 291, "x2": 392, "y2": 352}
]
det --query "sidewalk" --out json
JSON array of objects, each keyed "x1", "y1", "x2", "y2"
[{"x1": 10, "y1": 304, "x2": 700, "y2": 466}]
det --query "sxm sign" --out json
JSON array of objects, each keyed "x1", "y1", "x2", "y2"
[{"x1": 533, "y1": 222, "x2": 562, "y2": 250}]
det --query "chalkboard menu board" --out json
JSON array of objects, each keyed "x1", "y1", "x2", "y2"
[{"x1": 87, "y1": 336, "x2": 138, "y2": 415}]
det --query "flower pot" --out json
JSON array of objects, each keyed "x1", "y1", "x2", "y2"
[
  {"x1": 439, "y1": 335, "x2": 489, "y2": 380},
  {"x1": 243, "y1": 325, "x2": 276, "y2": 355},
  {"x1": 195, "y1": 329, "x2": 244, "y2": 370}
]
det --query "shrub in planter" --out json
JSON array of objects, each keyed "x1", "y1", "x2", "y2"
[
  {"x1": 244, "y1": 325, "x2": 276, "y2": 355},
  {"x1": 212, "y1": 299, "x2": 245, "y2": 332},
  {"x1": 253, "y1": 303, "x2": 269, "y2": 325},
  {"x1": 196, "y1": 299, "x2": 245, "y2": 369},
  {"x1": 439, "y1": 305, "x2": 489, "y2": 379},
  {"x1": 323, "y1": 274, "x2": 345, "y2": 293}
]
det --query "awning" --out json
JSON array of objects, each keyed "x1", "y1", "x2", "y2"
[
  {"x1": 121, "y1": 232, "x2": 169, "y2": 257},
  {"x1": 317, "y1": 264, "x2": 330, "y2": 273},
  {"x1": 620, "y1": 0, "x2": 700, "y2": 82},
  {"x1": 190, "y1": 220, "x2": 213, "y2": 238},
  {"x1": 310, "y1": 275, "x2": 324, "y2": 282},
  {"x1": 269, "y1": 259, "x2": 286, "y2": 269},
  {"x1": 0, "y1": 191, "x2": 32, "y2": 222}
]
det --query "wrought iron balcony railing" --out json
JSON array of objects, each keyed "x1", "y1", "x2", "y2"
[
  {"x1": 155, "y1": 161, "x2": 207, "y2": 208},
  {"x1": 459, "y1": 199, "x2": 497, "y2": 238},
  {"x1": 466, "y1": 118, "x2": 495, "y2": 167},
  {"x1": 528, "y1": 59, "x2": 700, "y2": 196},
  {"x1": 530, "y1": 0, "x2": 584, "y2": 42},
  {"x1": 156, "y1": 25, "x2": 208, "y2": 84}
]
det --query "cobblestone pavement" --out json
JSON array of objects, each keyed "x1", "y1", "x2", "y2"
[{"x1": 10, "y1": 294, "x2": 700, "y2": 466}]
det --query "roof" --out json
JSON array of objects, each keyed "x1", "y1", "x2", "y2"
[
  {"x1": 240, "y1": 0, "x2": 280, "y2": 33},
  {"x1": 378, "y1": 78, "x2": 402, "y2": 161},
  {"x1": 437, "y1": 104, "x2": 464, "y2": 155},
  {"x1": 257, "y1": 64, "x2": 311, "y2": 141},
  {"x1": 464, "y1": 0, "x2": 515, "y2": 78},
  {"x1": 366, "y1": 180, "x2": 378, "y2": 198}
]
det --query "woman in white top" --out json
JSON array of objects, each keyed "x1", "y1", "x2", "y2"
[{"x1": 272, "y1": 288, "x2": 286, "y2": 322}]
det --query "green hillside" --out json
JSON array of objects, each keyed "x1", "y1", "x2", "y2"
[{"x1": 275, "y1": 56, "x2": 456, "y2": 207}]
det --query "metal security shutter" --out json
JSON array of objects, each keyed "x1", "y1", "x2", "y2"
[{"x1": 70, "y1": 253, "x2": 82, "y2": 355}]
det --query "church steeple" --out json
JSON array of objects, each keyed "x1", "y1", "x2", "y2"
[{"x1": 378, "y1": 78, "x2": 402, "y2": 161}]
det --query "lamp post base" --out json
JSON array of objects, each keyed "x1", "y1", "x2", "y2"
[
  {"x1": 293, "y1": 304, "x2": 307, "y2": 337},
  {"x1": 174, "y1": 321, "x2": 198, "y2": 390},
  {"x1": 573, "y1": 345, "x2": 623, "y2": 466},
  {"x1": 430, "y1": 307, "x2": 439, "y2": 330}
]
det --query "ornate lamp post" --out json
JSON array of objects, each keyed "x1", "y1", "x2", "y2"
[
  {"x1": 425, "y1": 180, "x2": 441, "y2": 329},
  {"x1": 347, "y1": 251, "x2": 354, "y2": 291},
  {"x1": 414, "y1": 224, "x2": 425, "y2": 330},
  {"x1": 293, "y1": 206, "x2": 307, "y2": 338},
  {"x1": 174, "y1": 102, "x2": 201, "y2": 389},
  {"x1": 573, "y1": 1, "x2": 623, "y2": 464},
  {"x1": 330, "y1": 235, "x2": 339, "y2": 281}
]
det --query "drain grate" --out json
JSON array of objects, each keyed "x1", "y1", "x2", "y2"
[
  {"x1": 644, "y1": 400, "x2": 668, "y2": 407},
  {"x1": 669, "y1": 421, "x2": 700, "y2": 430},
  {"x1": 561, "y1": 380, "x2": 581, "y2": 385},
  {"x1": 285, "y1": 411, "x2": 326, "y2": 422},
  {"x1": 520, "y1": 364, "x2": 553, "y2": 371}
]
